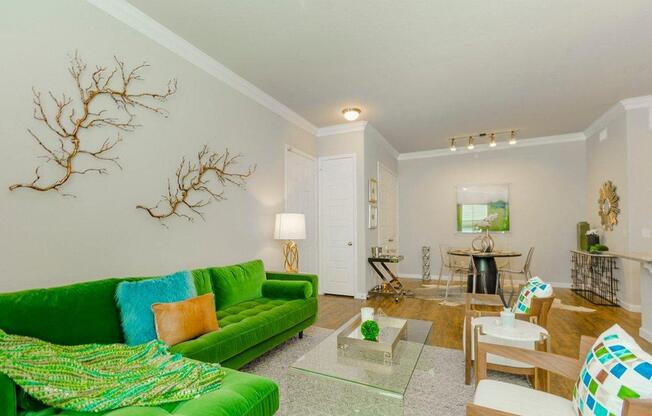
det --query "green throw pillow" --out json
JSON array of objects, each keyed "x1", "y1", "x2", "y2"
[{"x1": 572, "y1": 324, "x2": 652, "y2": 415}]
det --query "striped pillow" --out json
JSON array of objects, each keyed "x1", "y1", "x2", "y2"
[
  {"x1": 573, "y1": 324, "x2": 652, "y2": 415},
  {"x1": 512, "y1": 276, "x2": 553, "y2": 314}
]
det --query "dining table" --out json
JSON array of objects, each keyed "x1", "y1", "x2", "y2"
[{"x1": 447, "y1": 248, "x2": 522, "y2": 297}]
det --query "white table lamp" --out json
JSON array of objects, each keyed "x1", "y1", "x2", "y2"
[{"x1": 274, "y1": 213, "x2": 306, "y2": 273}]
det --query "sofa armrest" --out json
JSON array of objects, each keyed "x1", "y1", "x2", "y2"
[
  {"x1": 265, "y1": 272, "x2": 318, "y2": 298},
  {"x1": 262, "y1": 280, "x2": 312, "y2": 299},
  {"x1": 0, "y1": 373, "x2": 17, "y2": 416}
]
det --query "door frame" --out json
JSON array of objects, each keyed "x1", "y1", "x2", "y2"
[
  {"x1": 284, "y1": 144, "x2": 318, "y2": 274},
  {"x1": 377, "y1": 161, "x2": 399, "y2": 250},
  {"x1": 318, "y1": 153, "x2": 358, "y2": 296}
]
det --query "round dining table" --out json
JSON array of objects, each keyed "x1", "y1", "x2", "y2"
[{"x1": 447, "y1": 248, "x2": 522, "y2": 295}]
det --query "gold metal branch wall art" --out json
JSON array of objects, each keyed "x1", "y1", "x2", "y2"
[
  {"x1": 137, "y1": 146, "x2": 256, "y2": 222},
  {"x1": 9, "y1": 52, "x2": 177, "y2": 193},
  {"x1": 598, "y1": 180, "x2": 620, "y2": 231}
]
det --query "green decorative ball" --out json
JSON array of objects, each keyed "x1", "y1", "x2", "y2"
[{"x1": 360, "y1": 320, "x2": 380, "y2": 342}]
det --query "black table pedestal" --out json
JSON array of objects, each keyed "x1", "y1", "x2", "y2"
[{"x1": 466, "y1": 257, "x2": 498, "y2": 294}]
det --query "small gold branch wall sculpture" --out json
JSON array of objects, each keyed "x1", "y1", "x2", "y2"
[
  {"x1": 9, "y1": 51, "x2": 177, "y2": 194},
  {"x1": 137, "y1": 146, "x2": 256, "y2": 222}
]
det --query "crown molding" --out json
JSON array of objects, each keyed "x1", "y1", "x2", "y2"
[
  {"x1": 621, "y1": 95, "x2": 652, "y2": 110},
  {"x1": 398, "y1": 132, "x2": 586, "y2": 161},
  {"x1": 86, "y1": 0, "x2": 318, "y2": 135},
  {"x1": 316, "y1": 121, "x2": 368, "y2": 137}
]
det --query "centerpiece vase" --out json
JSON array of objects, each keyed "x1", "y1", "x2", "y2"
[{"x1": 482, "y1": 229, "x2": 494, "y2": 253}]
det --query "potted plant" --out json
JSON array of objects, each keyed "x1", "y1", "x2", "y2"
[
  {"x1": 586, "y1": 229, "x2": 600, "y2": 249},
  {"x1": 473, "y1": 213, "x2": 499, "y2": 252}
]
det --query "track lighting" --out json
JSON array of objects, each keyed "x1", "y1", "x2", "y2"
[
  {"x1": 467, "y1": 136, "x2": 474, "y2": 150},
  {"x1": 450, "y1": 138, "x2": 457, "y2": 151},
  {"x1": 489, "y1": 133, "x2": 496, "y2": 147},
  {"x1": 509, "y1": 130, "x2": 517, "y2": 145}
]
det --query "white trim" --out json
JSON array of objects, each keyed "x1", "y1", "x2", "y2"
[
  {"x1": 316, "y1": 121, "x2": 368, "y2": 137},
  {"x1": 619, "y1": 299, "x2": 641, "y2": 313},
  {"x1": 621, "y1": 95, "x2": 652, "y2": 110},
  {"x1": 354, "y1": 293, "x2": 368, "y2": 300},
  {"x1": 398, "y1": 132, "x2": 586, "y2": 161},
  {"x1": 86, "y1": 0, "x2": 318, "y2": 135},
  {"x1": 584, "y1": 103, "x2": 626, "y2": 138},
  {"x1": 549, "y1": 281, "x2": 573, "y2": 289},
  {"x1": 401, "y1": 273, "x2": 444, "y2": 280},
  {"x1": 640, "y1": 327, "x2": 652, "y2": 343},
  {"x1": 318, "y1": 154, "x2": 358, "y2": 297},
  {"x1": 375, "y1": 131, "x2": 400, "y2": 159}
]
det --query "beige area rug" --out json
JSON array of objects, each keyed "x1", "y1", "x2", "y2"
[
  {"x1": 241, "y1": 326, "x2": 528, "y2": 416},
  {"x1": 551, "y1": 298, "x2": 596, "y2": 313}
]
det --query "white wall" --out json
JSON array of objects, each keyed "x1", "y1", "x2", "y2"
[
  {"x1": 0, "y1": 1, "x2": 315, "y2": 292},
  {"x1": 363, "y1": 125, "x2": 399, "y2": 292},
  {"x1": 398, "y1": 141, "x2": 587, "y2": 286}
]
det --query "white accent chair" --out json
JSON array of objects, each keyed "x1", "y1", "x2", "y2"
[{"x1": 467, "y1": 338, "x2": 652, "y2": 416}]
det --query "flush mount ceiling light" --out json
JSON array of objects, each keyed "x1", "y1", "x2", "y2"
[{"x1": 342, "y1": 107, "x2": 361, "y2": 121}]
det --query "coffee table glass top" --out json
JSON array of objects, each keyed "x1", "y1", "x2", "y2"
[{"x1": 291, "y1": 314, "x2": 432, "y2": 396}]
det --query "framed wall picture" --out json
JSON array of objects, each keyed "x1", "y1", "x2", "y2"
[
  {"x1": 368, "y1": 178, "x2": 378, "y2": 203},
  {"x1": 369, "y1": 204, "x2": 378, "y2": 229},
  {"x1": 456, "y1": 184, "x2": 510, "y2": 233}
]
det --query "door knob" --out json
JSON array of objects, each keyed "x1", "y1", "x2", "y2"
[{"x1": 347, "y1": 242, "x2": 353, "y2": 246}]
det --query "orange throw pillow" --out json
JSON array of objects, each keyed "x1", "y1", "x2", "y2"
[{"x1": 151, "y1": 293, "x2": 219, "y2": 346}]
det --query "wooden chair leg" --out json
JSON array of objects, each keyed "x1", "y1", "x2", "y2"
[{"x1": 465, "y1": 316, "x2": 473, "y2": 385}]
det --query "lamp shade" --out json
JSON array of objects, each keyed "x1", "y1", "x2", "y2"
[{"x1": 274, "y1": 213, "x2": 306, "y2": 240}]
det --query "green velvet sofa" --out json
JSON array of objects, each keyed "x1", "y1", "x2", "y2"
[{"x1": 0, "y1": 259, "x2": 318, "y2": 416}]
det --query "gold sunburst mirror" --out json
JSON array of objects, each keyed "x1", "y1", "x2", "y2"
[{"x1": 598, "y1": 180, "x2": 620, "y2": 231}]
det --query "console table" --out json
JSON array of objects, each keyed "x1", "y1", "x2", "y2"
[{"x1": 570, "y1": 250, "x2": 618, "y2": 306}]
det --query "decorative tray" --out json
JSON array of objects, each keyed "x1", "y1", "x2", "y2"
[{"x1": 336, "y1": 314, "x2": 407, "y2": 359}]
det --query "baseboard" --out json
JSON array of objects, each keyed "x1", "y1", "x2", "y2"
[
  {"x1": 400, "y1": 273, "x2": 444, "y2": 280},
  {"x1": 354, "y1": 293, "x2": 368, "y2": 300},
  {"x1": 618, "y1": 299, "x2": 641, "y2": 313},
  {"x1": 549, "y1": 281, "x2": 573, "y2": 289},
  {"x1": 640, "y1": 327, "x2": 652, "y2": 343}
]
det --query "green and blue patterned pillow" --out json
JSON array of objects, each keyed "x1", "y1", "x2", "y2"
[
  {"x1": 512, "y1": 276, "x2": 553, "y2": 314},
  {"x1": 573, "y1": 324, "x2": 652, "y2": 415}
]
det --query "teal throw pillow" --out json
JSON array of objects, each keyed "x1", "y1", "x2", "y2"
[{"x1": 116, "y1": 271, "x2": 196, "y2": 345}]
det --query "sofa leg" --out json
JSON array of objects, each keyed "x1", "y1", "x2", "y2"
[{"x1": 299, "y1": 331, "x2": 304, "y2": 339}]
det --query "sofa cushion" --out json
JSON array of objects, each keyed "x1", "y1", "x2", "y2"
[
  {"x1": 261, "y1": 280, "x2": 312, "y2": 299},
  {"x1": 171, "y1": 297, "x2": 317, "y2": 363},
  {"x1": 572, "y1": 324, "x2": 652, "y2": 416},
  {"x1": 474, "y1": 379, "x2": 574, "y2": 416},
  {"x1": 19, "y1": 368, "x2": 278, "y2": 416},
  {"x1": 116, "y1": 271, "x2": 197, "y2": 345},
  {"x1": 153, "y1": 294, "x2": 219, "y2": 346},
  {"x1": 209, "y1": 260, "x2": 266, "y2": 309}
]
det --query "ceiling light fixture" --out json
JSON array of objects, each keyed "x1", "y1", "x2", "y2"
[
  {"x1": 509, "y1": 130, "x2": 517, "y2": 145},
  {"x1": 467, "y1": 136, "x2": 474, "y2": 150},
  {"x1": 342, "y1": 107, "x2": 361, "y2": 121},
  {"x1": 450, "y1": 138, "x2": 457, "y2": 151},
  {"x1": 489, "y1": 133, "x2": 497, "y2": 147}
]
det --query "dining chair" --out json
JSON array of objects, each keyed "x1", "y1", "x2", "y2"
[
  {"x1": 498, "y1": 247, "x2": 534, "y2": 304},
  {"x1": 436, "y1": 245, "x2": 471, "y2": 299}
]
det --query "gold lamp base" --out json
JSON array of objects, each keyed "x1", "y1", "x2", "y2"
[{"x1": 282, "y1": 240, "x2": 299, "y2": 273}]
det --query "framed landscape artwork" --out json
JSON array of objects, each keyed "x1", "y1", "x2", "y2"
[{"x1": 456, "y1": 184, "x2": 510, "y2": 233}]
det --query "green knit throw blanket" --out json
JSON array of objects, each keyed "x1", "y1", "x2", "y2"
[{"x1": 0, "y1": 329, "x2": 225, "y2": 412}]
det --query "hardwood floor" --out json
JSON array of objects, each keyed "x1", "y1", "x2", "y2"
[{"x1": 315, "y1": 277, "x2": 651, "y2": 398}]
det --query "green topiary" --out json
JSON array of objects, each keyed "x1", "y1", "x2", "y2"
[{"x1": 360, "y1": 320, "x2": 380, "y2": 342}]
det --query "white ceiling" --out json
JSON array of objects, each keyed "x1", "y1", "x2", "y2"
[{"x1": 127, "y1": 0, "x2": 652, "y2": 152}]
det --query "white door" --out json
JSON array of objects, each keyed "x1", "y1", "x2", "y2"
[
  {"x1": 378, "y1": 163, "x2": 398, "y2": 253},
  {"x1": 285, "y1": 146, "x2": 318, "y2": 274},
  {"x1": 319, "y1": 155, "x2": 356, "y2": 296}
]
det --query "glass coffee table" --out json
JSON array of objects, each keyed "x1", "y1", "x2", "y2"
[{"x1": 287, "y1": 314, "x2": 432, "y2": 415}]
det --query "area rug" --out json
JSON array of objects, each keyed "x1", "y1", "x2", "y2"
[
  {"x1": 551, "y1": 298, "x2": 595, "y2": 313},
  {"x1": 241, "y1": 326, "x2": 528, "y2": 415}
]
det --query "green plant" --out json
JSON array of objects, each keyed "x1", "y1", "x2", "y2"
[
  {"x1": 589, "y1": 244, "x2": 609, "y2": 253},
  {"x1": 360, "y1": 320, "x2": 380, "y2": 342}
]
